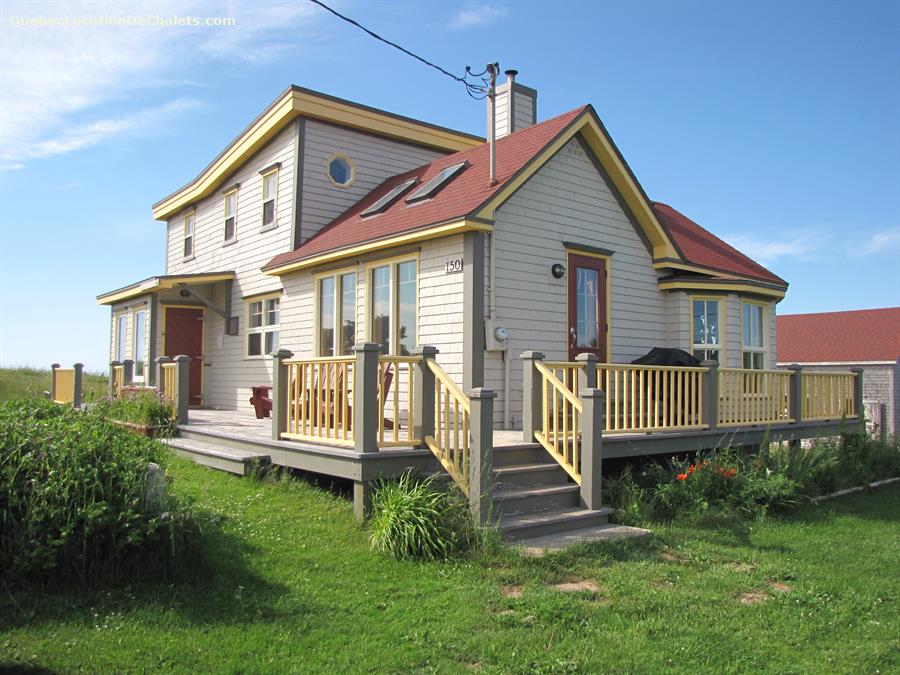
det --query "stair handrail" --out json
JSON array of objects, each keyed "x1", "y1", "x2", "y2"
[
  {"x1": 424, "y1": 359, "x2": 471, "y2": 494},
  {"x1": 533, "y1": 360, "x2": 583, "y2": 484}
]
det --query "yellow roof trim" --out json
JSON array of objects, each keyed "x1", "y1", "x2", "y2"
[
  {"x1": 97, "y1": 272, "x2": 235, "y2": 305},
  {"x1": 152, "y1": 87, "x2": 483, "y2": 221},
  {"x1": 473, "y1": 112, "x2": 680, "y2": 261},
  {"x1": 263, "y1": 220, "x2": 492, "y2": 276},
  {"x1": 652, "y1": 260, "x2": 720, "y2": 275},
  {"x1": 658, "y1": 279, "x2": 786, "y2": 300}
]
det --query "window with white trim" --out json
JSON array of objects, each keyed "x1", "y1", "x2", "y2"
[
  {"x1": 183, "y1": 214, "x2": 194, "y2": 258},
  {"x1": 115, "y1": 314, "x2": 127, "y2": 361},
  {"x1": 369, "y1": 259, "x2": 417, "y2": 355},
  {"x1": 224, "y1": 189, "x2": 237, "y2": 242},
  {"x1": 246, "y1": 295, "x2": 280, "y2": 357},
  {"x1": 742, "y1": 302, "x2": 766, "y2": 369},
  {"x1": 262, "y1": 169, "x2": 278, "y2": 227},
  {"x1": 133, "y1": 310, "x2": 146, "y2": 380},
  {"x1": 317, "y1": 271, "x2": 357, "y2": 356},
  {"x1": 691, "y1": 298, "x2": 722, "y2": 363}
]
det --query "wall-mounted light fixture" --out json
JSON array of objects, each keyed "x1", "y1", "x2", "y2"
[
  {"x1": 551, "y1": 263, "x2": 565, "y2": 279},
  {"x1": 179, "y1": 289, "x2": 191, "y2": 298}
]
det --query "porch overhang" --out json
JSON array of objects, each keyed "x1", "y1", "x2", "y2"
[
  {"x1": 96, "y1": 271, "x2": 236, "y2": 305},
  {"x1": 657, "y1": 275, "x2": 787, "y2": 301}
]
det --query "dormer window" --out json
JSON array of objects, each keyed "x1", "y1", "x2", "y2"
[
  {"x1": 261, "y1": 168, "x2": 278, "y2": 228},
  {"x1": 224, "y1": 189, "x2": 237, "y2": 242},
  {"x1": 183, "y1": 214, "x2": 194, "y2": 259},
  {"x1": 405, "y1": 161, "x2": 467, "y2": 204},
  {"x1": 327, "y1": 154, "x2": 355, "y2": 188}
]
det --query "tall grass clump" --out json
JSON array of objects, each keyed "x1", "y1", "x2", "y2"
[
  {"x1": 369, "y1": 472, "x2": 473, "y2": 561},
  {"x1": 0, "y1": 398, "x2": 199, "y2": 585},
  {"x1": 95, "y1": 388, "x2": 175, "y2": 431}
]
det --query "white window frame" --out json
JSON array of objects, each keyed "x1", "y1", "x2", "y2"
[
  {"x1": 690, "y1": 296, "x2": 723, "y2": 363},
  {"x1": 366, "y1": 255, "x2": 418, "y2": 356},
  {"x1": 183, "y1": 214, "x2": 194, "y2": 259},
  {"x1": 223, "y1": 189, "x2": 238, "y2": 244},
  {"x1": 245, "y1": 292, "x2": 281, "y2": 358},
  {"x1": 115, "y1": 313, "x2": 127, "y2": 362},
  {"x1": 261, "y1": 167, "x2": 278, "y2": 230},
  {"x1": 315, "y1": 269, "x2": 358, "y2": 356},
  {"x1": 133, "y1": 310, "x2": 147, "y2": 382},
  {"x1": 741, "y1": 300, "x2": 767, "y2": 370}
]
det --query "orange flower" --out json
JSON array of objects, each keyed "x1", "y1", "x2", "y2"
[
  {"x1": 676, "y1": 473, "x2": 688, "y2": 481},
  {"x1": 687, "y1": 465, "x2": 696, "y2": 475}
]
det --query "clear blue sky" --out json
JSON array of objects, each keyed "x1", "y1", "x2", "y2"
[{"x1": 1, "y1": 0, "x2": 898, "y2": 372}]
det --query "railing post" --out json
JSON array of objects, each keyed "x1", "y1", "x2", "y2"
[
  {"x1": 122, "y1": 359, "x2": 134, "y2": 387},
  {"x1": 579, "y1": 388, "x2": 605, "y2": 510},
  {"x1": 72, "y1": 363, "x2": 84, "y2": 408},
  {"x1": 353, "y1": 342, "x2": 381, "y2": 453},
  {"x1": 521, "y1": 351, "x2": 545, "y2": 443},
  {"x1": 109, "y1": 361, "x2": 121, "y2": 397},
  {"x1": 50, "y1": 363, "x2": 60, "y2": 401},
  {"x1": 155, "y1": 356, "x2": 173, "y2": 392},
  {"x1": 787, "y1": 364, "x2": 803, "y2": 424},
  {"x1": 468, "y1": 388, "x2": 496, "y2": 526},
  {"x1": 850, "y1": 367, "x2": 864, "y2": 420},
  {"x1": 173, "y1": 355, "x2": 191, "y2": 424},
  {"x1": 271, "y1": 349, "x2": 294, "y2": 441},
  {"x1": 575, "y1": 352, "x2": 598, "y2": 391},
  {"x1": 701, "y1": 360, "x2": 719, "y2": 430},
  {"x1": 411, "y1": 345, "x2": 439, "y2": 446}
]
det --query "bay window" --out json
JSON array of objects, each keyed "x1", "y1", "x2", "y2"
[
  {"x1": 369, "y1": 259, "x2": 417, "y2": 355},
  {"x1": 317, "y1": 271, "x2": 357, "y2": 356},
  {"x1": 115, "y1": 314, "x2": 127, "y2": 361},
  {"x1": 247, "y1": 294, "x2": 280, "y2": 357},
  {"x1": 742, "y1": 301, "x2": 766, "y2": 369},
  {"x1": 133, "y1": 310, "x2": 146, "y2": 380},
  {"x1": 691, "y1": 298, "x2": 722, "y2": 363}
]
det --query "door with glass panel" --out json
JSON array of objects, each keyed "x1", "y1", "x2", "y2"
[{"x1": 567, "y1": 253, "x2": 608, "y2": 363}]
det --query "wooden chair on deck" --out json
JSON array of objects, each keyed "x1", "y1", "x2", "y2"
[{"x1": 315, "y1": 362, "x2": 395, "y2": 432}]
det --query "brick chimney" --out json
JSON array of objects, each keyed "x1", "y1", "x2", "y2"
[{"x1": 490, "y1": 69, "x2": 537, "y2": 139}]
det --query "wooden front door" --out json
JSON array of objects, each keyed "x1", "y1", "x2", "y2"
[
  {"x1": 165, "y1": 307, "x2": 204, "y2": 406},
  {"x1": 567, "y1": 253, "x2": 608, "y2": 362}
]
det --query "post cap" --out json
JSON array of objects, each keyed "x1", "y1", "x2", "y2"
[
  {"x1": 155, "y1": 356, "x2": 173, "y2": 364},
  {"x1": 409, "y1": 345, "x2": 439, "y2": 357},
  {"x1": 353, "y1": 342, "x2": 383, "y2": 353},
  {"x1": 849, "y1": 367, "x2": 864, "y2": 374},
  {"x1": 785, "y1": 363, "x2": 803, "y2": 371},
  {"x1": 575, "y1": 353, "x2": 598, "y2": 363},
  {"x1": 73, "y1": 363, "x2": 84, "y2": 369},
  {"x1": 579, "y1": 387, "x2": 606, "y2": 400},
  {"x1": 51, "y1": 363, "x2": 61, "y2": 369},
  {"x1": 467, "y1": 387, "x2": 498, "y2": 399},
  {"x1": 110, "y1": 360, "x2": 122, "y2": 366},
  {"x1": 272, "y1": 348, "x2": 294, "y2": 359},
  {"x1": 173, "y1": 355, "x2": 192, "y2": 363},
  {"x1": 700, "y1": 359, "x2": 719, "y2": 369},
  {"x1": 520, "y1": 351, "x2": 545, "y2": 360},
  {"x1": 122, "y1": 359, "x2": 134, "y2": 365}
]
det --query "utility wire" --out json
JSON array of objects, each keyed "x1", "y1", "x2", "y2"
[{"x1": 307, "y1": 0, "x2": 491, "y2": 99}]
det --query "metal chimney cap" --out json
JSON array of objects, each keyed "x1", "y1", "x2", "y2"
[{"x1": 504, "y1": 69, "x2": 518, "y2": 82}]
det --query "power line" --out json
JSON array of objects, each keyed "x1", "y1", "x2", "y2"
[{"x1": 307, "y1": 0, "x2": 491, "y2": 99}]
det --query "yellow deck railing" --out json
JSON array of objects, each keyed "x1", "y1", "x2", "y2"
[
  {"x1": 425, "y1": 359, "x2": 471, "y2": 494},
  {"x1": 160, "y1": 362, "x2": 177, "y2": 403},
  {"x1": 599, "y1": 363, "x2": 707, "y2": 433},
  {"x1": 377, "y1": 356, "x2": 420, "y2": 447},
  {"x1": 282, "y1": 357, "x2": 355, "y2": 447},
  {"x1": 112, "y1": 364, "x2": 125, "y2": 398},
  {"x1": 718, "y1": 368, "x2": 792, "y2": 427},
  {"x1": 52, "y1": 368, "x2": 75, "y2": 404},
  {"x1": 802, "y1": 371, "x2": 857, "y2": 420},
  {"x1": 534, "y1": 361, "x2": 583, "y2": 483}
]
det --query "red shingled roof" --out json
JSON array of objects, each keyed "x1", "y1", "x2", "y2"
[
  {"x1": 652, "y1": 202, "x2": 786, "y2": 286},
  {"x1": 777, "y1": 308, "x2": 900, "y2": 363},
  {"x1": 264, "y1": 106, "x2": 588, "y2": 271}
]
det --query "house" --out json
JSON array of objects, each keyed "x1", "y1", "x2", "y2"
[
  {"x1": 777, "y1": 307, "x2": 900, "y2": 439},
  {"x1": 95, "y1": 74, "x2": 862, "y2": 529}
]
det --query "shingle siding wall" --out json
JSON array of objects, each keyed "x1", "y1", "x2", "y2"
[
  {"x1": 483, "y1": 136, "x2": 669, "y2": 428},
  {"x1": 299, "y1": 120, "x2": 446, "y2": 243}
]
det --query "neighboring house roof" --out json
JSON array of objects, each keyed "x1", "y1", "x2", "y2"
[
  {"x1": 151, "y1": 86, "x2": 484, "y2": 222},
  {"x1": 777, "y1": 308, "x2": 900, "y2": 363},
  {"x1": 652, "y1": 202, "x2": 786, "y2": 286}
]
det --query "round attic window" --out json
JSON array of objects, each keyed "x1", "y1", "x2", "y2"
[{"x1": 327, "y1": 154, "x2": 355, "y2": 188}]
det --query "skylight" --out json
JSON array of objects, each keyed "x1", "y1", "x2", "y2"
[
  {"x1": 405, "y1": 161, "x2": 468, "y2": 204},
  {"x1": 360, "y1": 179, "x2": 418, "y2": 217}
]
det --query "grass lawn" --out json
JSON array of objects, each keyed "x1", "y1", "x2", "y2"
[
  {"x1": 1, "y1": 457, "x2": 897, "y2": 673},
  {"x1": 0, "y1": 367, "x2": 108, "y2": 404}
]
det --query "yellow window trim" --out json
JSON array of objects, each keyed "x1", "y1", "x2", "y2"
[
  {"x1": 658, "y1": 280, "x2": 786, "y2": 301},
  {"x1": 689, "y1": 295, "x2": 725, "y2": 360},
  {"x1": 564, "y1": 249, "x2": 613, "y2": 362},
  {"x1": 313, "y1": 266, "x2": 358, "y2": 356},
  {"x1": 263, "y1": 219, "x2": 490, "y2": 276},
  {"x1": 152, "y1": 87, "x2": 483, "y2": 221},
  {"x1": 364, "y1": 253, "x2": 420, "y2": 356}
]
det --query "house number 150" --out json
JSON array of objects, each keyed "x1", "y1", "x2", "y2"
[{"x1": 445, "y1": 259, "x2": 463, "y2": 274}]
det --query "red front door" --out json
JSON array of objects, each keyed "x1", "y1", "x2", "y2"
[
  {"x1": 165, "y1": 307, "x2": 204, "y2": 406},
  {"x1": 567, "y1": 253, "x2": 608, "y2": 362}
]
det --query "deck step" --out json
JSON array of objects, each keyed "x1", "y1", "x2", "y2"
[
  {"x1": 492, "y1": 462, "x2": 569, "y2": 489},
  {"x1": 492, "y1": 445, "x2": 551, "y2": 467},
  {"x1": 500, "y1": 506, "x2": 614, "y2": 540},
  {"x1": 166, "y1": 438, "x2": 269, "y2": 476},
  {"x1": 492, "y1": 483, "x2": 581, "y2": 515},
  {"x1": 515, "y1": 524, "x2": 651, "y2": 556}
]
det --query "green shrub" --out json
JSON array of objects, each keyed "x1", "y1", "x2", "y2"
[
  {"x1": 95, "y1": 388, "x2": 175, "y2": 430},
  {"x1": 604, "y1": 469, "x2": 654, "y2": 526},
  {"x1": 755, "y1": 441, "x2": 839, "y2": 497},
  {"x1": 0, "y1": 398, "x2": 198, "y2": 584},
  {"x1": 369, "y1": 472, "x2": 473, "y2": 561}
]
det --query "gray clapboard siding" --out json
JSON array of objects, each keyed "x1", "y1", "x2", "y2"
[
  {"x1": 299, "y1": 120, "x2": 447, "y2": 243},
  {"x1": 725, "y1": 294, "x2": 742, "y2": 368},
  {"x1": 512, "y1": 89, "x2": 535, "y2": 131},
  {"x1": 484, "y1": 136, "x2": 669, "y2": 427},
  {"x1": 667, "y1": 291, "x2": 691, "y2": 352}
]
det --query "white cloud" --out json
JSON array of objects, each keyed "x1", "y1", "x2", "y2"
[
  {"x1": 854, "y1": 229, "x2": 900, "y2": 256},
  {"x1": 721, "y1": 229, "x2": 830, "y2": 264},
  {"x1": 451, "y1": 2, "x2": 509, "y2": 29},
  {"x1": 0, "y1": 1, "x2": 320, "y2": 171}
]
